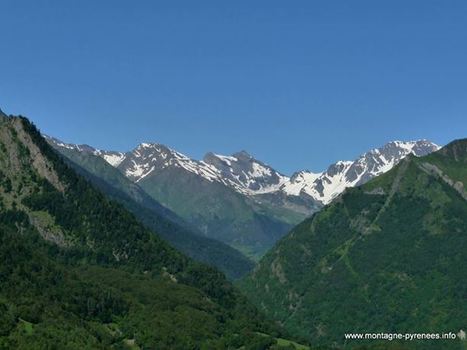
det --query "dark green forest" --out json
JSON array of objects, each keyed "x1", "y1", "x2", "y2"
[
  {"x1": 2, "y1": 111, "x2": 465, "y2": 349},
  {"x1": 0, "y1": 115, "x2": 305, "y2": 349},
  {"x1": 47, "y1": 144, "x2": 255, "y2": 280},
  {"x1": 240, "y1": 140, "x2": 467, "y2": 349}
]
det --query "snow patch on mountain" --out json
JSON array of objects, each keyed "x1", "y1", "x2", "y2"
[
  {"x1": 94, "y1": 152, "x2": 126, "y2": 167},
  {"x1": 202, "y1": 151, "x2": 289, "y2": 195},
  {"x1": 115, "y1": 143, "x2": 224, "y2": 184},
  {"x1": 280, "y1": 170, "x2": 322, "y2": 196},
  {"x1": 45, "y1": 136, "x2": 127, "y2": 167},
  {"x1": 280, "y1": 140, "x2": 440, "y2": 204}
]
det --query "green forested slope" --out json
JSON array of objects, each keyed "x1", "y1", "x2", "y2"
[
  {"x1": 0, "y1": 114, "x2": 287, "y2": 349},
  {"x1": 138, "y1": 168, "x2": 294, "y2": 259},
  {"x1": 240, "y1": 139, "x2": 467, "y2": 349},
  {"x1": 50, "y1": 144, "x2": 254, "y2": 280}
]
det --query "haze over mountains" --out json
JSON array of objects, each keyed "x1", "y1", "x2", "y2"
[{"x1": 48, "y1": 135, "x2": 439, "y2": 260}]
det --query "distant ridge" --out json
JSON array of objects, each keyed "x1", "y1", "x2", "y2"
[{"x1": 48, "y1": 134, "x2": 440, "y2": 259}]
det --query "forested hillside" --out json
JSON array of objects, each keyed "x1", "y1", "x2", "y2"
[
  {"x1": 48, "y1": 143, "x2": 255, "y2": 280},
  {"x1": 0, "y1": 114, "x2": 293, "y2": 349},
  {"x1": 240, "y1": 139, "x2": 467, "y2": 349}
]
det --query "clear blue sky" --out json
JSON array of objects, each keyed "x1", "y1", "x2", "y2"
[{"x1": 0, "y1": 1, "x2": 466, "y2": 174}]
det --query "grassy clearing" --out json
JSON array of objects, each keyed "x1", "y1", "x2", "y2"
[
  {"x1": 19, "y1": 318, "x2": 34, "y2": 336},
  {"x1": 276, "y1": 337, "x2": 310, "y2": 349}
]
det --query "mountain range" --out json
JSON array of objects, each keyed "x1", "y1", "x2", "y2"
[
  {"x1": 48, "y1": 136, "x2": 439, "y2": 260},
  {"x1": 45, "y1": 136, "x2": 255, "y2": 280},
  {"x1": 280, "y1": 140, "x2": 440, "y2": 204},
  {"x1": 1, "y1": 106, "x2": 464, "y2": 349}
]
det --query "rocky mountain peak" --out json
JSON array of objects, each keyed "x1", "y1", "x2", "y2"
[
  {"x1": 203, "y1": 151, "x2": 288, "y2": 194},
  {"x1": 232, "y1": 150, "x2": 253, "y2": 160}
]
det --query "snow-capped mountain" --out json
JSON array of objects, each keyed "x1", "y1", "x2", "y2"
[
  {"x1": 46, "y1": 137, "x2": 290, "y2": 195},
  {"x1": 116, "y1": 145, "x2": 291, "y2": 196},
  {"x1": 280, "y1": 140, "x2": 440, "y2": 204},
  {"x1": 46, "y1": 137, "x2": 225, "y2": 183},
  {"x1": 46, "y1": 136, "x2": 440, "y2": 257},
  {"x1": 115, "y1": 143, "x2": 223, "y2": 183},
  {"x1": 46, "y1": 136, "x2": 440, "y2": 207},
  {"x1": 203, "y1": 151, "x2": 289, "y2": 195},
  {"x1": 45, "y1": 136, "x2": 126, "y2": 167}
]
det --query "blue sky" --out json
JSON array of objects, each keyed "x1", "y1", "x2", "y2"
[{"x1": 0, "y1": 1, "x2": 466, "y2": 174}]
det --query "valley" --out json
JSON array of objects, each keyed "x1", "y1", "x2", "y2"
[
  {"x1": 47, "y1": 135, "x2": 438, "y2": 262},
  {"x1": 0, "y1": 109, "x2": 464, "y2": 349},
  {"x1": 1, "y1": 2, "x2": 464, "y2": 349},
  {"x1": 0, "y1": 113, "x2": 286, "y2": 348}
]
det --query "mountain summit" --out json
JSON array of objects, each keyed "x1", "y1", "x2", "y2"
[{"x1": 203, "y1": 151, "x2": 289, "y2": 195}]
